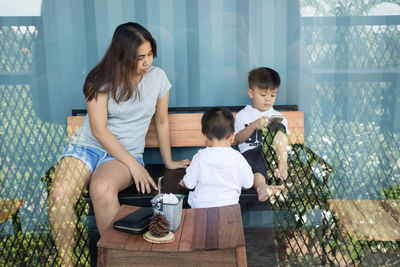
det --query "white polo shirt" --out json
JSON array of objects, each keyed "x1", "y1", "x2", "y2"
[{"x1": 234, "y1": 105, "x2": 289, "y2": 154}]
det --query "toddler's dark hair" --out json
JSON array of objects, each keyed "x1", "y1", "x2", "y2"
[
  {"x1": 248, "y1": 67, "x2": 280, "y2": 90},
  {"x1": 201, "y1": 107, "x2": 234, "y2": 140}
]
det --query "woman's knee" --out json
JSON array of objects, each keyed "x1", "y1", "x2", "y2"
[
  {"x1": 89, "y1": 160, "x2": 131, "y2": 202},
  {"x1": 89, "y1": 178, "x2": 117, "y2": 205}
]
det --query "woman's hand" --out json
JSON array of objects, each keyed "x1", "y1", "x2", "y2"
[
  {"x1": 129, "y1": 162, "x2": 158, "y2": 194},
  {"x1": 165, "y1": 159, "x2": 190, "y2": 169}
]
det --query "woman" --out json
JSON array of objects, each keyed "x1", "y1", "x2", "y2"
[{"x1": 48, "y1": 22, "x2": 189, "y2": 266}]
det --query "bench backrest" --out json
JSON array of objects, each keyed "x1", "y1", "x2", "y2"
[{"x1": 67, "y1": 111, "x2": 304, "y2": 147}]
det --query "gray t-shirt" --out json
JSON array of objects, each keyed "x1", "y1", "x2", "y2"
[{"x1": 70, "y1": 66, "x2": 171, "y2": 158}]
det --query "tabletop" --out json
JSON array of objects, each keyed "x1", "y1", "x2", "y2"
[{"x1": 97, "y1": 203, "x2": 245, "y2": 252}]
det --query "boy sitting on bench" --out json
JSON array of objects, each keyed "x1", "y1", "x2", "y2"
[
  {"x1": 235, "y1": 67, "x2": 288, "y2": 201},
  {"x1": 179, "y1": 107, "x2": 283, "y2": 208}
]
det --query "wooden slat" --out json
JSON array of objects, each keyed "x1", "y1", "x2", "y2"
[
  {"x1": 151, "y1": 209, "x2": 187, "y2": 252},
  {"x1": 218, "y1": 204, "x2": 245, "y2": 249},
  {"x1": 105, "y1": 249, "x2": 237, "y2": 266},
  {"x1": 124, "y1": 231, "x2": 152, "y2": 251},
  {"x1": 67, "y1": 116, "x2": 84, "y2": 139},
  {"x1": 354, "y1": 200, "x2": 400, "y2": 241},
  {"x1": 328, "y1": 199, "x2": 400, "y2": 241},
  {"x1": 328, "y1": 200, "x2": 379, "y2": 240},
  {"x1": 67, "y1": 110, "x2": 304, "y2": 146},
  {"x1": 147, "y1": 113, "x2": 204, "y2": 131},
  {"x1": 191, "y1": 208, "x2": 208, "y2": 250},
  {"x1": 379, "y1": 200, "x2": 400, "y2": 223},
  {"x1": 178, "y1": 208, "x2": 196, "y2": 252},
  {"x1": 97, "y1": 205, "x2": 139, "y2": 249},
  {"x1": 206, "y1": 207, "x2": 219, "y2": 250},
  {"x1": 0, "y1": 199, "x2": 23, "y2": 224},
  {"x1": 282, "y1": 111, "x2": 304, "y2": 144},
  {"x1": 145, "y1": 130, "x2": 205, "y2": 147}
]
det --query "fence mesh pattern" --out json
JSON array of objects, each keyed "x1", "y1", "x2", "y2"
[{"x1": 1, "y1": 11, "x2": 400, "y2": 267}]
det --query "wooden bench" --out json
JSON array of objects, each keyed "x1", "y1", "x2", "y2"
[
  {"x1": 66, "y1": 106, "x2": 305, "y2": 207},
  {"x1": 328, "y1": 199, "x2": 400, "y2": 241},
  {"x1": 97, "y1": 204, "x2": 247, "y2": 267}
]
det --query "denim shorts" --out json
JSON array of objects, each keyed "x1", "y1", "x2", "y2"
[{"x1": 59, "y1": 143, "x2": 144, "y2": 173}]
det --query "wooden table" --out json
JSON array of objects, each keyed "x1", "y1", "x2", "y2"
[
  {"x1": 0, "y1": 199, "x2": 23, "y2": 224},
  {"x1": 328, "y1": 199, "x2": 400, "y2": 241},
  {"x1": 0, "y1": 199, "x2": 24, "y2": 235},
  {"x1": 97, "y1": 204, "x2": 247, "y2": 266}
]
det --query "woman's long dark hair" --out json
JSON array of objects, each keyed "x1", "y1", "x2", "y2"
[{"x1": 83, "y1": 22, "x2": 157, "y2": 103}]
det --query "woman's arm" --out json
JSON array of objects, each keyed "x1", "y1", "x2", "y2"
[
  {"x1": 154, "y1": 92, "x2": 190, "y2": 169},
  {"x1": 87, "y1": 92, "x2": 157, "y2": 193}
]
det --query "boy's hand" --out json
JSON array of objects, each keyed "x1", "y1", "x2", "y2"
[
  {"x1": 253, "y1": 116, "x2": 269, "y2": 130},
  {"x1": 178, "y1": 179, "x2": 188, "y2": 189},
  {"x1": 235, "y1": 116, "x2": 269, "y2": 144}
]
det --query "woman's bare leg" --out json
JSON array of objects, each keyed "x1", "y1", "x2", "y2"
[
  {"x1": 272, "y1": 131, "x2": 289, "y2": 180},
  {"x1": 48, "y1": 157, "x2": 91, "y2": 267},
  {"x1": 89, "y1": 160, "x2": 133, "y2": 236}
]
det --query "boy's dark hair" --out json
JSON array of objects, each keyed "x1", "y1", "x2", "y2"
[
  {"x1": 248, "y1": 67, "x2": 280, "y2": 90},
  {"x1": 201, "y1": 107, "x2": 234, "y2": 140}
]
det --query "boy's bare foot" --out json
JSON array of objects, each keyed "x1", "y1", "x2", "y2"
[{"x1": 256, "y1": 184, "x2": 284, "y2": 202}]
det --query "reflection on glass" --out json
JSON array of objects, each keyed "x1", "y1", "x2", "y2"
[{"x1": 0, "y1": 0, "x2": 399, "y2": 266}]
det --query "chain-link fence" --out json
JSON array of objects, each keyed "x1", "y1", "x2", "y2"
[
  {"x1": 0, "y1": 18, "x2": 93, "y2": 266},
  {"x1": 263, "y1": 14, "x2": 400, "y2": 266}
]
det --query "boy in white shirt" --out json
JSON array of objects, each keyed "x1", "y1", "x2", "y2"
[
  {"x1": 179, "y1": 107, "x2": 260, "y2": 208},
  {"x1": 235, "y1": 67, "x2": 289, "y2": 202}
]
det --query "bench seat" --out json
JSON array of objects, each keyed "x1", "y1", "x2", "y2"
[{"x1": 83, "y1": 164, "x2": 259, "y2": 213}]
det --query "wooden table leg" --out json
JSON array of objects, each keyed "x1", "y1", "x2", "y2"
[
  {"x1": 236, "y1": 246, "x2": 247, "y2": 267},
  {"x1": 97, "y1": 247, "x2": 106, "y2": 267}
]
